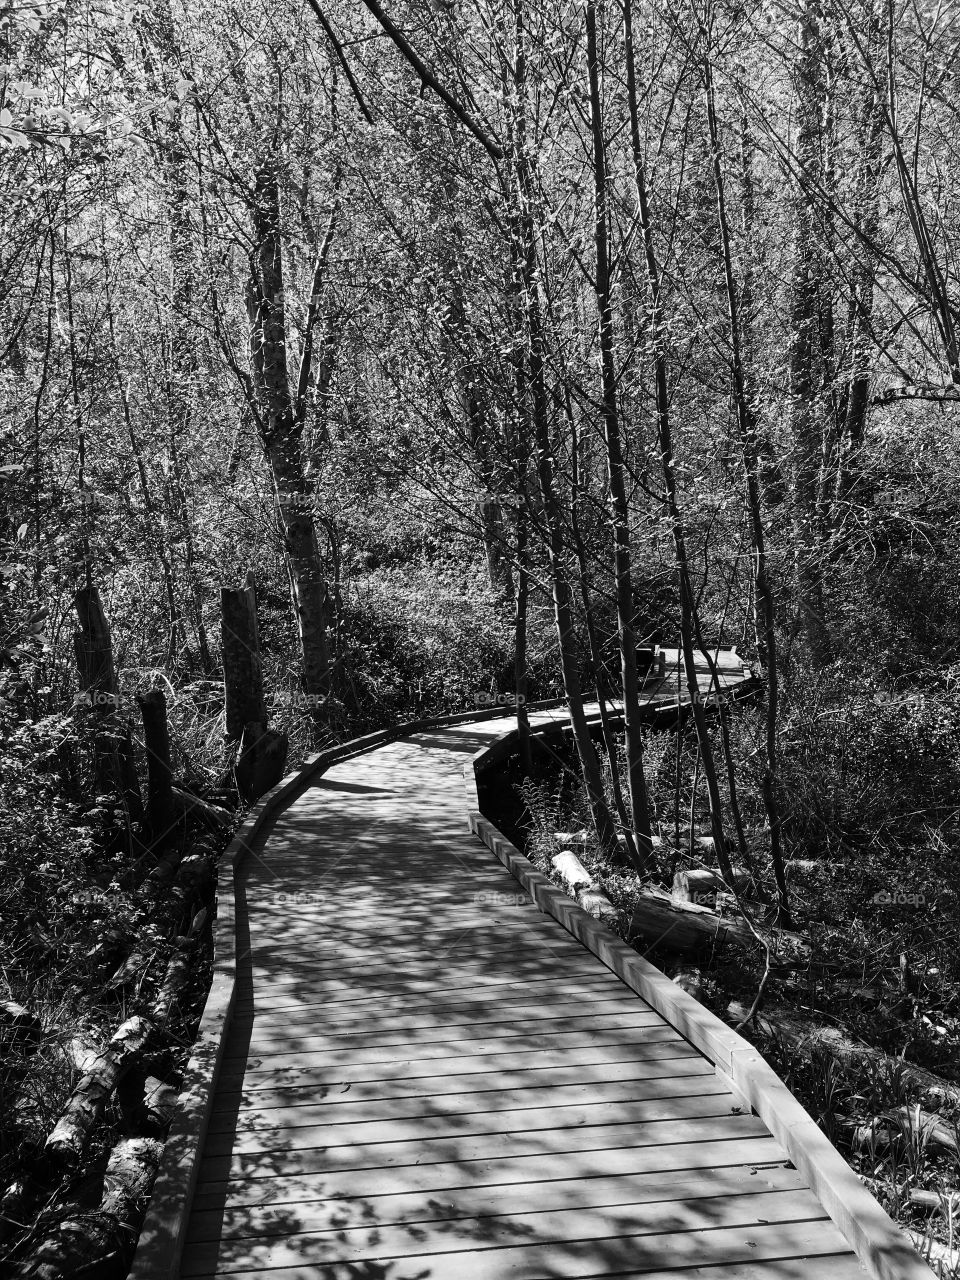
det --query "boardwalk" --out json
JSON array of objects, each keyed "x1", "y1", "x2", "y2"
[{"x1": 175, "y1": 709, "x2": 875, "y2": 1280}]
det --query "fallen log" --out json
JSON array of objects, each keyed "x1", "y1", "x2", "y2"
[
  {"x1": 628, "y1": 889, "x2": 808, "y2": 956},
  {"x1": 47, "y1": 914, "x2": 205, "y2": 1169},
  {"x1": 909, "y1": 1187, "x2": 960, "y2": 1211},
  {"x1": 152, "y1": 908, "x2": 207, "y2": 1024},
  {"x1": 18, "y1": 1137, "x2": 163, "y2": 1280},
  {"x1": 852, "y1": 1107, "x2": 958, "y2": 1155},
  {"x1": 170, "y1": 786, "x2": 233, "y2": 829},
  {"x1": 137, "y1": 1076, "x2": 179, "y2": 1137},
  {"x1": 671, "y1": 867, "x2": 750, "y2": 903},
  {"x1": 628, "y1": 890, "x2": 756, "y2": 952},
  {"x1": 551, "y1": 851, "x2": 593, "y2": 894},
  {"x1": 725, "y1": 997, "x2": 960, "y2": 1108},
  {"x1": 44, "y1": 1016, "x2": 152, "y2": 1170}
]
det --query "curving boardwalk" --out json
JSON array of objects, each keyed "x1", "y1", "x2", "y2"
[
  {"x1": 170, "y1": 709, "x2": 878, "y2": 1280},
  {"x1": 132, "y1": 677, "x2": 933, "y2": 1280}
]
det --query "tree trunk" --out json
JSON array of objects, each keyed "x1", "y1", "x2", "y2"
[
  {"x1": 74, "y1": 585, "x2": 117, "y2": 703},
  {"x1": 623, "y1": 0, "x2": 733, "y2": 885},
  {"x1": 509, "y1": 0, "x2": 619, "y2": 857},
  {"x1": 701, "y1": 39, "x2": 792, "y2": 922},
  {"x1": 247, "y1": 151, "x2": 332, "y2": 715},
  {"x1": 513, "y1": 501, "x2": 532, "y2": 777},
  {"x1": 137, "y1": 689, "x2": 174, "y2": 847},
  {"x1": 235, "y1": 723, "x2": 289, "y2": 805},
  {"x1": 221, "y1": 575, "x2": 267, "y2": 742},
  {"x1": 789, "y1": 0, "x2": 833, "y2": 665},
  {"x1": 585, "y1": 0, "x2": 653, "y2": 870}
]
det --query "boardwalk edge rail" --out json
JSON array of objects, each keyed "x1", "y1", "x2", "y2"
[
  {"x1": 464, "y1": 725, "x2": 936, "y2": 1280},
  {"x1": 129, "y1": 699, "x2": 564, "y2": 1280}
]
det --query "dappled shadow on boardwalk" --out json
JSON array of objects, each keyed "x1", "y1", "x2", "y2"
[{"x1": 181, "y1": 734, "x2": 863, "y2": 1280}]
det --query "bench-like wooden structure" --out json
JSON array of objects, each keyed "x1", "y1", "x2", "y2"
[{"x1": 131, "y1": 668, "x2": 934, "y2": 1280}]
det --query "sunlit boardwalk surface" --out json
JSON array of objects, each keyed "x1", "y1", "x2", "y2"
[{"x1": 179, "y1": 710, "x2": 867, "y2": 1280}]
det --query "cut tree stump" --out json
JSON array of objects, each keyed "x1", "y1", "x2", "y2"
[
  {"x1": 73, "y1": 585, "x2": 117, "y2": 700},
  {"x1": 234, "y1": 723, "x2": 288, "y2": 804},
  {"x1": 221, "y1": 576, "x2": 267, "y2": 742},
  {"x1": 137, "y1": 690, "x2": 174, "y2": 846}
]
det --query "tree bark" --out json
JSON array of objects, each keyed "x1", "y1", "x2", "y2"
[
  {"x1": 221, "y1": 575, "x2": 267, "y2": 742},
  {"x1": 137, "y1": 689, "x2": 174, "y2": 847},
  {"x1": 585, "y1": 0, "x2": 653, "y2": 870},
  {"x1": 623, "y1": 0, "x2": 733, "y2": 885},
  {"x1": 508, "y1": 0, "x2": 620, "y2": 858},
  {"x1": 789, "y1": 0, "x2": 834, "y2": 665},
  {"x1": 21, "y1": 1138, "x2": 163, "y2": 1280},
  {"x1": 700, "y1": 36, "x2": 793, "y2": 923},
  {"x1": 247, "y1": 151, "x2": 332, "y2": 715}
]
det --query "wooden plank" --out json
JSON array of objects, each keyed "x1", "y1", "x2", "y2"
[
  {"x1": 203, "y1": 1091, "x2": 744, "y2": 1157},
  {"x1": 245, "y1": 1008, "x2": 665, "y2": 1054},
  {"x1": 238, "y1": 945, "x2": 600, "y2": 986},
  {"x1": 208, "y1": 1052, "x2": 710, "y2": 1113},
  {"x1": 234, "y1": 969, "x2": 621, "y2": 1013},
  {"x1": 186, "y1": 1162, "x2": 809, "y2": 1243},
  {"x1": 180, "y1": 1218, "x2": 852, "y2": 1279},
  {"x1": 190, "y1": 1134, "x2": 791, "y2": 1211},
  {"x1": 197, "y1": 1113, "x2": 770, "y2": 1185},
  {"x1": 245, "y1": 984, "x2": 647, "y2": 1028},
  {"x1": 183, "y1": 1258, "x2": 865, "y2": 1280},
  {"x1": 182, "y1": 1187, "x2": 839, "y2": 1275},
  {"x1": 206, "y1": 1069, "x2": 725, "y2": 1135},
  {"x1": 216, "y1": 1025, "x2": 687, "y2": 1081}
]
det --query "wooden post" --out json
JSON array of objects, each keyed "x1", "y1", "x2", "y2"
[
  {"x1": 221, "y1": 573, "x2": 267, "y2": 743},
  {"x1": 137, "y1": 690, "x2": 173, "y2": 846},
  {"x1": 235, "y1": 723, "x2": 288, "y2": 805},
  {"x1": 74, "y1": 586, "x2": 144, "y2": 839},
  {"x1": 73, "y1": 585, "x2": 118, "y2": 704}
]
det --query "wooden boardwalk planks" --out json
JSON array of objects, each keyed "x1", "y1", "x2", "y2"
[{"x1": 180, "y1": 722, "x2": 865, "y2": 1279}]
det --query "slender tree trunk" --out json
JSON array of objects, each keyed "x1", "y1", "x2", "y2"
[
  {"x1": 789, "y1": 0, "x2": 833, "y2": 665},
  {"x1": 585, "y1": 0, "x2": 652, "y2": 870},
  {"x1": 623, "y1": 0, "x2": 733, "y2": 884},
  {"x1": 838, "y1": 4, "x2": 883, "y2": 490},
  {"x1": 701, "y1": 37, "x2": 792, "y2": 923},
  {"x1": 509, "y1": 0, "x2": 619, "y2": 856},
  {"x1": 247, "y1": 152, "x2": 332, "y2": 715},
  {"x1": 514, "y1": 500, "x2": 533, "y2": 777}
]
